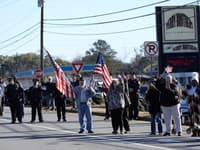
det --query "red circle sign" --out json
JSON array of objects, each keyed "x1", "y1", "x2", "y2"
[
  {"x1": 144, "y1": 42, "x2": 158, "y2": 56},
  {"x1": 35, "y1": 69, "x2": 43, "y2": 78}
]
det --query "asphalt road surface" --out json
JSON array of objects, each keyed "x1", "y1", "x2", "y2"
[{"x1": 0, "y1": 107, "x2": 200, "y2": 150}]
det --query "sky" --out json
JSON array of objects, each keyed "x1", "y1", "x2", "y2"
[{"x1": 0, "y1": 0, "x2": 199, "y2": 63}]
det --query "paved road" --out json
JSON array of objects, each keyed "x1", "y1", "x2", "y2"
[{"x1": 0, "y1": 107, "x2": 200, "y2": 150}]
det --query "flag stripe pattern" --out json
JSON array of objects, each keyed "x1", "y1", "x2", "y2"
[
  {"x1": 94, "y1": 53, "x2": 112, "y2": 88},
  {"x1": 46, "y1": 50, "x2": 75, "y2": 98}
]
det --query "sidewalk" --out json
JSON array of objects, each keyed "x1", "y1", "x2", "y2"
[{"x1": 66, "y1": 105, "x2": 150, "y2": 121}]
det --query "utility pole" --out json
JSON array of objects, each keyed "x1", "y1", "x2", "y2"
[{"x1": 40, "y1": 0, "x2": 44, "y2": 72}]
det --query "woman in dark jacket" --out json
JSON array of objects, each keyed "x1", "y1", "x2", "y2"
[
  {"x1": 6, "y1": 78, "x2": 24, "y2": 123},
  {"x1": 145, "y1": 81, "x2": 162, "y2": 135}
]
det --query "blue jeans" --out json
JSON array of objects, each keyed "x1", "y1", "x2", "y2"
[
  {"x1": 78, "y1": 103, "x2": 92, "y2": 131},
  {"x1": 151, "y1": 113, "x2": 163, "y2": 134},
  {"x1": 46, "y1": 95, "x2": 54, "y2": 109}
]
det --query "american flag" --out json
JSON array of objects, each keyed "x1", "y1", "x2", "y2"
[
  {"x1": 46, "y1": 50, "x2": 75, "y2": 98},
  {"x1": 165, "y1": 65, "x2": 173, "y2": 73},
  {"x1": 93, "y1": 52, "x2": 112, "y2": 88}
]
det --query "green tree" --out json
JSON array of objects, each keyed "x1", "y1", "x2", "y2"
[
  {"x1": 81, "y1": 39, "x2": 124, "y2": 74},
  {"x1": 44, "y1": 56, "x2": 70, "y2": 67},
  {"x1": 0, "y1": 53, "x2": 70, "y2": 78},
  {"x1": 85, "y1": 39, "x2": 117, "y2": 58},
  {"x1": 130, "y1": 46, "x2": 158, "y2": 75}
]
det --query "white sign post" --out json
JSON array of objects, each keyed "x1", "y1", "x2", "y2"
[{"x1": 144, "y1": 41, "x2": 159, "y2": 76}]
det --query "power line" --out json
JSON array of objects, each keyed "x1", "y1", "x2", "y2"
[
  {"x1": 0, "y1": 0, "x2": 197, "y2": 53},
  {"x1": 1, "y1": 33, "x2": 39, "y2": 55},
  {"x1": 44, "y1": 0, "x2": 199, "y2": 27},
  {"x1": 0, "y1": 27, "x2": 39, "y2": 50},
  {"x1": 45, "y1": 0, "x2": 170, "y2": 21},
  {"x1": 12, "y1": 34, "x2": 39, "y2": 52},
  {"x1": 44, "y1": 25, "x2": 155, "y2": 36},
  {"x1": 0, "y1": 22, "x2": 40, "y2": 44},
  {"x1": 44, "y1": 2, "x2": 198, "y2": 37},
  {"x1": 44, "y1": 12, "x2": 155, "y2": 26}
]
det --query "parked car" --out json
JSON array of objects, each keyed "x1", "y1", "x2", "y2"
[{"x1": 138, "y1": 85, "x2": 148, "y2": 111}]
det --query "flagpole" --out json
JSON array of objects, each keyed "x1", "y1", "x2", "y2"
[{"x1": 150, "y1": 56, "x2": 153, "y2": 77}]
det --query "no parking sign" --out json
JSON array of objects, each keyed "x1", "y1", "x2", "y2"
[{"x1": 144, "y1": 41, "x2": 159, "y2": 57}]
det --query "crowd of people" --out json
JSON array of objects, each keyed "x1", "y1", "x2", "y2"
[
  {"x1": 0, "y1": 72, "x2": 199, "y2": 137},
  {"x1": 102, "y1": 72, "x2": 200, "y2": 136},
  {"x1": 145, "y1": 74, "x2": 200, "y2": 137},
  {"x1": 0, "y1": 75, "x2": 67, "y2": 123}
]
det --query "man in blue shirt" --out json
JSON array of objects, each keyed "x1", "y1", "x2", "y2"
[{"x1": 74, "y1": 77, "x2": 96, "y2": 134}]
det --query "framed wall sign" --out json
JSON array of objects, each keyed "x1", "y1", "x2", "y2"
[{"x1": 162, "y1": 6, "x2": 197, "y2": 42}]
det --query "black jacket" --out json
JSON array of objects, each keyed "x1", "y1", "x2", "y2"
[
  {"x1": 145, "y1": 87, "x2": 161, "y2": 114},
  {"x1": 17, "y1": 86, "x2": 24, "y2": 103},
  {"x1": 128, "y1": 79, "x2": 139, "y2": 96},
  {"x1": 45, "y1": 82, "x2": 55, "y2": 96},
  {"x1": 159, "y1": 84, "x2": 179, "y2": 107},
  {"x1": 54, "y1": 89, "x2": 66, "y2": 106},
  {"x1": 29, "y1": 86, "x2": 42, "y2": 104},
  {"x1": 5, "y1": 83, "x2": 18, "y2": 104}
]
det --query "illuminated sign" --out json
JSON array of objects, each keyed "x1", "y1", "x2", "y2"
[{"x1": 164, "y1": 54, "x2": 199, "y2": 72}]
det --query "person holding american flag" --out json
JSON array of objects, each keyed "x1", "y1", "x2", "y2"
[{"x1": 93, "y1": 52, "x2": 112, "y2": 120}]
